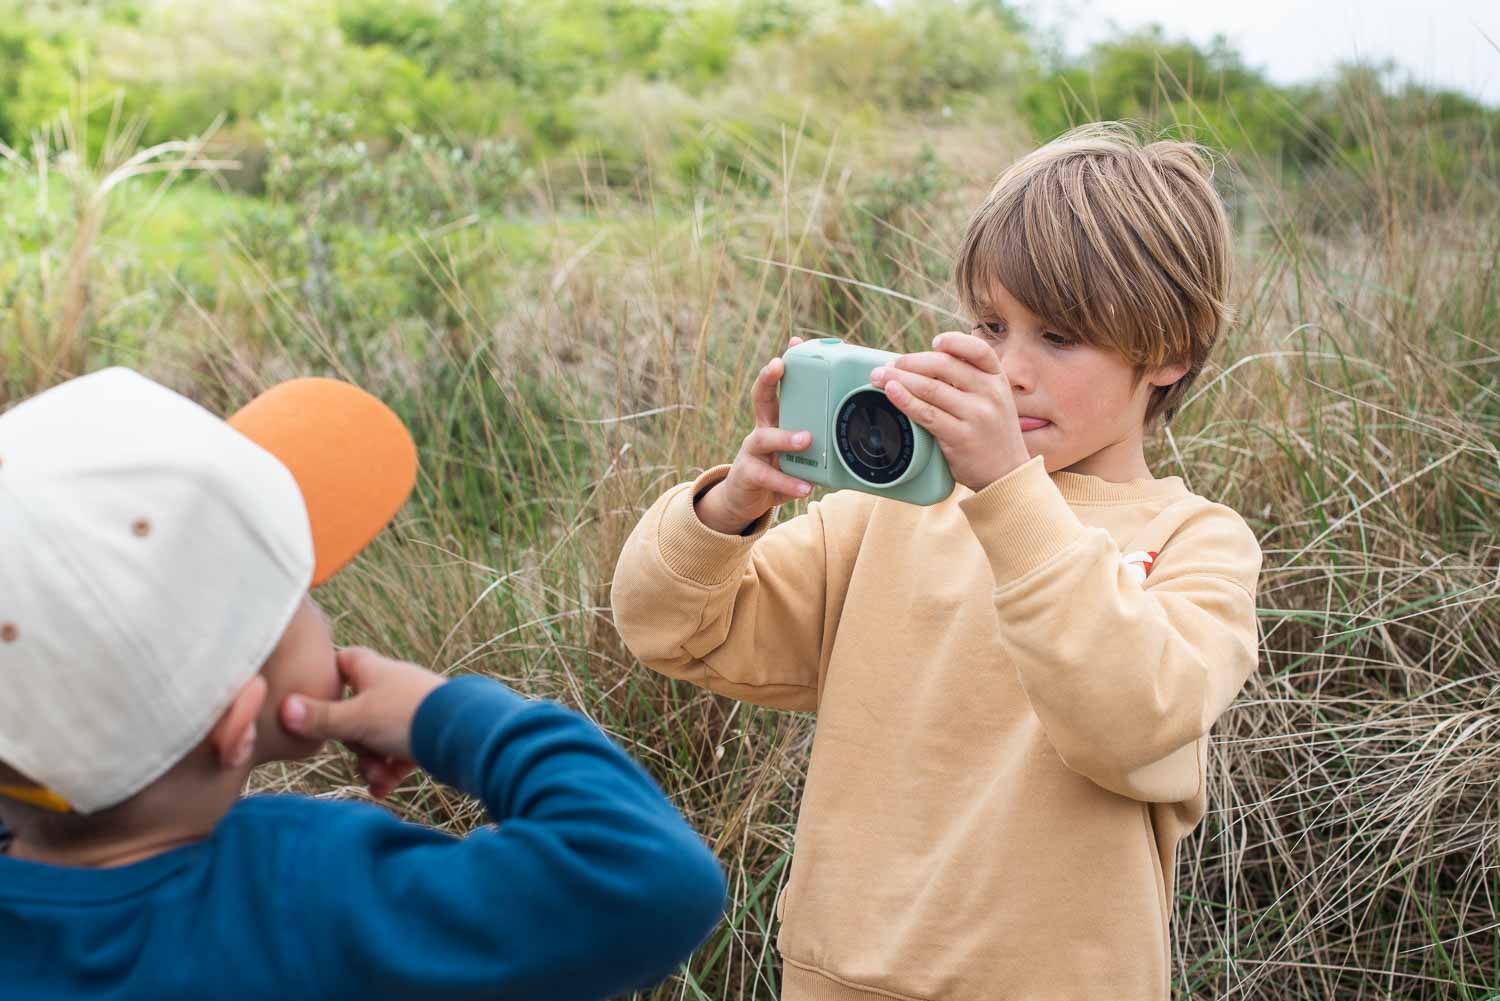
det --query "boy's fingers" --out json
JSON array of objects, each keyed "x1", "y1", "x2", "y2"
[
  {"x1": 358, "y1": 753, "x2": 415, "y2": 800},
  {"x1": 352, "y1": 743, "x2": 414, "y2": 779},
  {"x1": 934, "y1": 331, "x2": 1002, "y2": 374},
  {"x1": 891, "y1": 350, "x2": 988, "y2": 391},
  {"x1": 748, "y1": 426, "x2": 808, "y2": 456},
  {"x1": 336, "y1": 644, "x2": 375, "y2": 672},
  {"x1": 382, "y1": 759, "x2": 417, "y2": 789},
  {"x1": 752, "y1": 360, "x2": 781, "y2": 427},
  {"x1": 881, "y1": 373, "x2": 964, "y2": 442},
  {"x1": 358, "y1": 756, "x2": 387, "y2": 784},
  {"x1": 758, "y1": 466, "x2": 812, "y2": 498},
  {"x1": 335, "y1": 646, "x2": 386, "y2": 689},
  {"x1": 281, "y1": 692, "x2": 358, "y2": 743},
  {"x1": 752, "y1": 339, "x2": 804, "y2": 428}
]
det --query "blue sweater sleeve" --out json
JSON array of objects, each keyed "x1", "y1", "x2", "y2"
[{"x1": 299, "y1": 675, "x2": 727, "y2": 1001}]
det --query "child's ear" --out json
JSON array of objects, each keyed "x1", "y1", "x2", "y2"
[
  {"x1": 1150, "y1": 360, "x2": 1190, "y2": 388},
  {"x1": 209, "y1": 675, "x2": 269, "y2": 771}
]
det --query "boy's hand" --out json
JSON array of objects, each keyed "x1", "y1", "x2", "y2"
[
  {"x1": 280, "y1": 647, "x2": 446, "y2": 800},
  {"x1": 696, "y1": 336, "x2": 814, "y2": 534},
  {"x1": 868, "y1": 331, "x2": 1032, "y2": 492}
]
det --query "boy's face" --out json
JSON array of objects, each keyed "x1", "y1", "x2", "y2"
[
  {"x1": 973, "y1": 280, "x2": 1187, "y2": 480},
  {"x1": 254, "y1": 595, "x2": 341, "y2": 763}
]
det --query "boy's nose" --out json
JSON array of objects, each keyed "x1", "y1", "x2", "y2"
[{"x1": 992, "y1": 342, "x2": 1035, "y2": 394}]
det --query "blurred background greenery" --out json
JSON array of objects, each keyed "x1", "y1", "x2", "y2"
[{"x1": 2, "y1": 1, "x2": 1498, "y2": 998}]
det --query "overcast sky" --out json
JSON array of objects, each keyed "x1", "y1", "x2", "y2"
[{"x1": 1018, "y1": 0, "x2": 1498, "y2": 106}]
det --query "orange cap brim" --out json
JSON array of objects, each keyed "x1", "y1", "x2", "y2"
[{"x1": 227, "y1": 379, "x2": 417, "y2": 587}]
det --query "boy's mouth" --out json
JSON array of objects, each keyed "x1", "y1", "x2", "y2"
[{"x1": 1018, "y1": 417, "x2": 1051, "y2": 431}]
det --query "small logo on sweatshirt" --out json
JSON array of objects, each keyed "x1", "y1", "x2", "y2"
[{"x1": 1121, "y1": 550, "x2": 1158, "y2": 585}]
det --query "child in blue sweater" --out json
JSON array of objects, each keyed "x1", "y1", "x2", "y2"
[{"x1": 0, "y1": 368, "x2": 726, "y2": 1000}]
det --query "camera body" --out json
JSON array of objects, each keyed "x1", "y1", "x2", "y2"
[{"x1": 777, "y1": 337, "x2": 955, "y2": 506}]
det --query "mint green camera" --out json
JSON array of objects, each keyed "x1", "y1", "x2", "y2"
[{"x1": 777, "y1": 337, "x2": 955, "y2": 505}]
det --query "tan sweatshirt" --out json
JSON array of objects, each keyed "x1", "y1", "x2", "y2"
[{"x1": 610, "y1": 453, "x2": 1262, "y2": 1001}]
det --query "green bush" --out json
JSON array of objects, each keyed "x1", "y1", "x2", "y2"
[
  {"x1": 1020, "y1": 27, "x2": 1285, "y2": 147},
  {"x1": 0, "y1": 22, "x2": 76, "y2": 144},
  {"x1": 260, "y1": 101, "x2": 529, "y2": 229},
  {"x1": 789, "y1": 0, "x2": 1033, "y2": 112}
]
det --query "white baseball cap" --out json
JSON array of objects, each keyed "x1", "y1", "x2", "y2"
[{"x1": 0, "y1": 367, "x2": 416, "y2": 815}]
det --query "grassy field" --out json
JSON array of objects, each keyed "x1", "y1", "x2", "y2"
[{"x1": 3, "y1": 5, "x2": 1499, "y2": 997}]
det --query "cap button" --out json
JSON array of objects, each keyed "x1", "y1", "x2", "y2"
[
  {"x1": 1, "y1": 623, "x2": 17, "y2": 643},
  {"x1": 132, "y1": 518, "x2": 151, "y2": 538}
]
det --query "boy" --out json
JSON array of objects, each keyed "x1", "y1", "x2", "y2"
[
  {"x1": 0, "y1": 367, "x2": 727, "y2": 999},
  {"x1": 610, "y1": 122, "x2": 1263, "y2": 1000}
]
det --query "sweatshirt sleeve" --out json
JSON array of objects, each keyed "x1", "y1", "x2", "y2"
[
  {"x1": 609, "y1": 463, "x2": 876, "y2": 712},
  {"x1": 958, "y1": 455, "x2": 1263, "y2": 804},
  {"x1": 302, "y1": 675, "x2": 728, "y2": 1001}
]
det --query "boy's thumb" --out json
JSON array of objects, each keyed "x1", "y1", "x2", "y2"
[{"x1": 281, "y1": 693, "x2": 350, "y2": 742}]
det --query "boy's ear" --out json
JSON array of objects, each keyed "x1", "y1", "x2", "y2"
[
  {"x1": 209, "y1": 675, "x2": 269, "y2": 771},
  {"x1": 1148, "y1": 360, "x2": 1190, "y2": 389}
]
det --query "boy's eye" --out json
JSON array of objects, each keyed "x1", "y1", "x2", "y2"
[{"x1": 972, "y1": 321, "x2": 1075, "y2": 348}]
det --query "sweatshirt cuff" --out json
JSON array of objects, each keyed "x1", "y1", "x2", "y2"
[
  {"x1": 958, "y1": 454, "x2": 1090, "y2": 586},
  {"x1": 655, "y1": 464, "x2": 775, "y2": 586}
]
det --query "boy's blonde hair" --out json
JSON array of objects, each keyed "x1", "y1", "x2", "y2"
[{"x1": 954, "y1": 121, "x2": 1234, "y2": 427}]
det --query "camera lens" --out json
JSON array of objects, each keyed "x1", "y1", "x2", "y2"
[{"x1": 835, "y1": 389, "x2": 915, "y2": 484}]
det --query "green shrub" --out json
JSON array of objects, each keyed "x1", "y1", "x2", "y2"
[
  {"x1": 788, "y1": 0, "x2": 1033, "y2": 112},
  {"x1": 260, "y1": 101, "x2": 529, "y2": 229},
  {"x1": 0, "y1": 22, "x2": 76, "y2": 144}
]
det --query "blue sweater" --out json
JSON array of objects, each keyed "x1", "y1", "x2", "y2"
[{"x1": 0, "y1": 676, "x2": 728, "y2": 999}]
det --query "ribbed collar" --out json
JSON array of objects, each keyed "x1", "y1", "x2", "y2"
[{"x1": 1047, "y1": 469, "x2": 1188, "y2": 504}]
